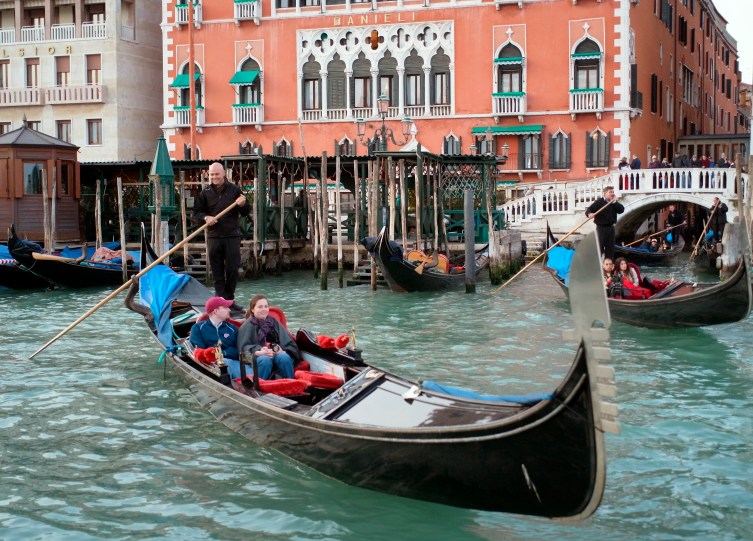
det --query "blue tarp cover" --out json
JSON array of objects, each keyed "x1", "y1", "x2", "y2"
[
  {"x1": 545, "y1": 245, "x2": 574, "y2": 284},
  {"x1": 139, "y1": 265, "x2": 190, "y2": 347},
  {"x1": 422, "y1": 381, "x2": 554, "y2": 405}
]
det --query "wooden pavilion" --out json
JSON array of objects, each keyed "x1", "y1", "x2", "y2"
[{"x1": 0, "y1": 123, "x2": 81, "y2": 241}]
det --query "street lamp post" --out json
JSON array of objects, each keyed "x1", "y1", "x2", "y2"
[{"x1": 356, "y1": 95, "x2": 413, "y2": 151}]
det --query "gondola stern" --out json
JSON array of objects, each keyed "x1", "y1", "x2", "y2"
[{"x1": 560, "y1": 231, "x2": 619, "y2": 519}]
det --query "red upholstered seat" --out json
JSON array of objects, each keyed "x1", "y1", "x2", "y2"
[
  {"x1": 294, "y1": 370, "x2": 344, "y2": 389},
  {"x1": 234, "y1": 377, "x2": 309, "y2": 396}
]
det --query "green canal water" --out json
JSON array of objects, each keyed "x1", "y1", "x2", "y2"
[{"x1": 1, "y1": 258, "x2": 752, "y2": 540}]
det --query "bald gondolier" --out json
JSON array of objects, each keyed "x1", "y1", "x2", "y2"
[
  {"x1": 586, "y1": 186, "x2": 624, "y2": 260},
  {"x1": 193, "y1": 162, "x2": 250, "y2": 301}
]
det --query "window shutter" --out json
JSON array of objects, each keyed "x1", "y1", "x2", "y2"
[
  {"x1": 585, "y1": 132, "x2": 592, "y2": 167},
  {"x1": 518, "y1": 136, "x2": 525, "y2": 169},
  {"x1": 651, "y1": 74, "x2": 658, "y2": 113},
  {"x1": 548, "y1": 134, "x2": 555, "y2": 169},
  {"x1": 288, "y1": 142, "x2": 294, "y2": 158},
  {"x1": 456, "y1": 136, "x2": 462, "y2": 155},
  {"x1": 604, "y1": 133, "x2": 611, "y2": 167},
  {"x1": 565, "y1": 133, "x2": 571, "y2": 168},
  {"x1": 334, "y1": 140, "x2": 340, "y2": 156},
  {"x1": 349, "y1": 77, "x2": 355, "y2": 108}
]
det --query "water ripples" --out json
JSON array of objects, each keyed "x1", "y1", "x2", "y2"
[{"x1": 2, "y1": 263, "x2": 753, "y2": 540}]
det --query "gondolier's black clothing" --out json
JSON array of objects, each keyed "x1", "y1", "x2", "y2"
[
  {"x1": 193, "y1": 181, "x2": 250, "y2": 300},
  {"x1": 586, "y1": 197, "x2": 624, "y2": 259},
  {"x1": 193, "y1": 182, "x2": 250, "y2": 238},
  {"x1": 709, "y1": 202, "x2": 728, "y2": 242},
  {"x1": 586, "y1": 198, "x2": 624, "y2": 227}
]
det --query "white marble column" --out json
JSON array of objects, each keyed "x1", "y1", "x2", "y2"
[{"x1": 320, "y1": 70, "x2": 329, "y2": 119}]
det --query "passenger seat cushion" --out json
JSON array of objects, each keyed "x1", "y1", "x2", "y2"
[
  {"x1": 234, "y1": 377, "x2": 309, "y2": 397},
  {"x1": 294, "y1": 370, "x2": 344, "y2": 389}
]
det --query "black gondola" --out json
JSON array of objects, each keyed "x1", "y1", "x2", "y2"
[
  {"x1": 544, "y1": 225, "x2": 752, "y2": 329},
  {"x1": 612, "y1": 235, "x2": 685, "y2": 264},
  {"x1": 2, "y1": 227, "x2": 54, "y2": 290},
  {"x1": 9, "y1": 225, "x2": 137, "y2": 289},
  {"x1": 367, "y1": 227, "x2": 489, "y2": 292},
  {"x1": 0, "y1": 254, "x2": 53, "y2": 290},
  {"x1": 124, "y1": 230, "x2": 618, "y2": 519}
]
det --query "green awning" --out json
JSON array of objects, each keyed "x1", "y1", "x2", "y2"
[
  {"x1": 229, "y1": 70, "x2": 259, "y2": 85},
  {"x1": 571, "y1": 52, "x2": 601, "y2": 59},
  {"x1": 472, "y1": 125, "x2": 543, "y2": 135},
  {"x1": 494, "y1": 56, "x2": 524, "y2": 65},
  {"x1": 170, "y1": 73, "x2": 200, "y2": 88}
]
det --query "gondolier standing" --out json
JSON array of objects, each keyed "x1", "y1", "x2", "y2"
[
  {"x1": 194, "y1": 162, "x2": 250, "y2": 301},
  {"x1": 586, "y1": 186, "x2": 624, "y2": 260}
]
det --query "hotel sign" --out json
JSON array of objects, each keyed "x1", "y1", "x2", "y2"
[
  {"x1": 1, "y1": 45, "x2": 73, "y2": 58},
  {"x1": 333, "y1": 12, "x2": 417, "y2": 26}
]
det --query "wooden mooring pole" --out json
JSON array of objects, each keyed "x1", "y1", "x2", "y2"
[{"x1": 464, "y1": 188, "x2": 476, "y2": 293}]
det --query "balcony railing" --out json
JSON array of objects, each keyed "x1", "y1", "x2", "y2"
[
  {"x1": 492, "y1": 92, "x2": 526, "y2": 116},
  {"x1": 430, "y1": 104, "x2": 451, "y2": 116},
  {"x1": 21, "y1": 26, "x2": 45, "y2": 42},
  {"x1": 175, "y1": 2, "x2": 202, "y2": 25},
  {"x1": 232, "y1": 103, "x2": 263, "y2": 125},
  {"x1": 327, "y1": 108, "x2": 348, "y2": 120},
  {"x1": 301, "y1": 109, "x2": 321, "y2": 121},
  {"x1": 121, "y1": 24, "x2": 135, "y2": 41},
  {"x1": 51, "y1": 24, "x2": 75, "y2": 41},
  {"x1": 403, "y1": 105, "x2": 425, "y2": 118},
  {"x1": 0, "y1": 28, "x2": 14, "y2": 44},
  {"x1": 569, "y1": 88, "x2": 604, "y2": 113},
  {"x1": 174, "y1": 105, "x2": 205, "y2": 127},
  {"x1": 0, "y1": 88, "x2": 43, "y2": 106},
  {"x1": 45, "y1": 84, "x2": 104, "y2": 104},
  {"x1": 234, "y1": 0, "x2": 259, "y2": 20},
  {"x1": 82, "y1": 21, "x2": 107, "y2": 39}
]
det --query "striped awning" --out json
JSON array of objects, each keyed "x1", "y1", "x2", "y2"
[
  {"x1": 472, "y1": 125, "x2": 543, "y2": 135},
  {"x1": 170, "y1": 73, "x2": 200, "y2": 88},
  {"x1": 571, "y1": 52, "x2": 601, "y2": 60},
  {"x1": 229, "y1": 70, "x2": 260, "y2": 85},
  {"x1": 494, "y1": 56, "x2": 524, "y2": 65}
]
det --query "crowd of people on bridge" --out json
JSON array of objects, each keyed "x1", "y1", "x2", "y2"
[{"x1": 617, "y1": 152, "x2": 736, "y2": 171}]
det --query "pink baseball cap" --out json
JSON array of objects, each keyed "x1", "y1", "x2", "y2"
[{"x1": 205, "y1": 296, "x2": 233, "y2": 313}]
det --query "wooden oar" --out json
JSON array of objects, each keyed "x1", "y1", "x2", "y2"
[
  {"x1": 29, "y1": 201, "x2": 241, "y2": 360},
  {"x1": 490, "y1": 199, "x2": 615, "y2": 294},
  {"x1": 624, "y1": 222, "x2": 686, "y2": 247},
  {"x1": 689, "y1": 203, "x2": 719, "y2": 261}
]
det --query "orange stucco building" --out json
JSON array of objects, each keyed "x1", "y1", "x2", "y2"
[{"x1": 161, "y1": 0, "x2": 747, "y2": 183}]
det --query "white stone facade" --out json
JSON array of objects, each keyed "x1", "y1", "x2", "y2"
[{"x1": 0, "y1": 0, "x2": 162, "y2": 162}]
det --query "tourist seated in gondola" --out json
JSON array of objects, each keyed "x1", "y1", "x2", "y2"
[
  {"x1": 602, "y1": 258, "x2": 615, "y2": 285},
  {"x1": 189, "y1": 296, "x2": 243, "y2": 376},
  {"x1": 638, "y1": 237, "x2": 660, "y2": 252},
  {"x1": 614, "y1": 258, "x2": 639, "y2": 285},
  {"x1": 607, "y1": 259, "x2": 653, "y2": 299},
  {"x1": 238, "y1": 294, "x2": 297, "y2": 380}
]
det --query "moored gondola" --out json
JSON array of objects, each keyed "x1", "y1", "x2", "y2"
[
  {"x1": 125, "y1": 230, "x2": 618, "y2": 518},
  {"x1": 366, "y1": 227, "x2": 489, "y2": 292},
  {"x1": 0, "y1": 247, "x2": 53, "y2": 290},
  {"x1": 9, "y1": 225, "x2": 138, "y2": 289}
]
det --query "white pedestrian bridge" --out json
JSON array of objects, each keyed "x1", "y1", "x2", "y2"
[{"x1": 501, "y1": 167, "x2": 748, "y2": 239}]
